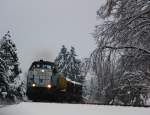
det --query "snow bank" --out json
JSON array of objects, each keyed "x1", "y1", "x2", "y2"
[
  {"x1": 0, "y1": 102, "x2": 150, "y2": 115},
  {"x1": 146, "y1": 98, "x2": 150, "y2": 106},
  {"x1": 0, "y1": 105, "x2": 3, "y2": 108}
]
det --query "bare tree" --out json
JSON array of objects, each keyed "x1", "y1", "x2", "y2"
[{"x1": 90, "y1": 0, "x2": 150, "y2": 105}]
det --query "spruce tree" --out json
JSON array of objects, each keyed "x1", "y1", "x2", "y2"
[
  {"x1": 0, "y1": 31, "x2": 21, "y2": 100},
  {"x1": 55, "y1": 45, "x2": 69, "y2": 77},
  {"x1": 67, "y1": 46, "x2": 82, "y2": 82},
  {"x1": 0, "y1": 31, "x2": 21, "y2": 82},
  {"x1": 55, "y1": 46, "x2": 83, "y2": 83},
  {"x1": 0, "y1": 55, "x2": 9, "y2": 95}
]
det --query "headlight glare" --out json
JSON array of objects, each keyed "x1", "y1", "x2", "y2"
[
  {"x1": 32, "y1": 83, "x2": 36, "y2": 87},
  {"x1": 47, "y1": 84, "x2": 51, "y2": 88}
]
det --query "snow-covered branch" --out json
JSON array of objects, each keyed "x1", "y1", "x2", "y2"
[{"x1": 101, "y1": 46, "x2": 150, "y2": 54}]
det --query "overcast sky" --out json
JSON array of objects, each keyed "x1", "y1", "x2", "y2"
[{"x1": 0, "y1": 0, "x2": 105, "y2": 73}]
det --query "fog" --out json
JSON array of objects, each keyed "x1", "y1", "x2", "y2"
[{"x1": 0, "y1": 0, "x2": 105, "y2": 73}]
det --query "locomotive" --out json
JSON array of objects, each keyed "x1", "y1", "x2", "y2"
[{"x1": 26, "y1": 60, "x2": 82, "y2": 102}]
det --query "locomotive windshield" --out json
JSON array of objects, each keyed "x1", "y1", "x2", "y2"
[
  {"x1": 27, "y1": 60, "x2": 55, "y2": 87},
  {"x1": 29, "y1": 60, "x2": 55, "y2": 70},
  {"x1": 31, "y1": 63, "x2": 52, "y2": 69}
]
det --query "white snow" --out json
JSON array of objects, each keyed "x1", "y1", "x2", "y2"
[
  {"x1": 146, "y1": 98, "x2": 150, "y2": 106},
  {"x1": 0, "y1": 102, "x2": 150, "y2": 115},
  {"x1": 141, "y1": 5, "x2": 148, "y2": 11},
  {"x1": 0, "y1": 105, "x2": 3, "y2": 108},
  {"x1": 66, "y1": 78, "x2": 81, "y2": 85}
]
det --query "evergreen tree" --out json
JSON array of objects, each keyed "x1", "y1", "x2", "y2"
[
  {"x1": 55, "y1": 45, "x2": 69, "y2": 77},
  {"x1": 67, "y1": 46, "x2": 82, "y2": 82},
  {"x1": 0, "y1": 54, "x2": 9, "y2": 95},
  {"x1": 0, "y1": 31, "x2": 21, "y2": 82},
  {"x1": 55, "y1": 46, "x2": 83, "y2": 83},
  {"x1": 0, "y1": 31, "x2": 22, "y2": 101}
]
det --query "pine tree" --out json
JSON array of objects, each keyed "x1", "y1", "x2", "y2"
[
  {"x1": 0, "y1": 32, "x2": 11, "y2": 96},
  {"x1": 67, "y1": 46, "x2": 82, "y2": 82},
  {"x1": 55, "y1": 45, "x2": 69, "y2": 77},
  {"x1": 55, "y1": 46, "x2": 83, "y2": 83},
  {"x1": 0, "y1": 31, "x2": 22, "y2": 101},
  {"x1": 0, "y1": 31, "x2": 21, "y2": 82},
  {"x1": 0, "y1": 54, "x2": 9, "y2": 95}
]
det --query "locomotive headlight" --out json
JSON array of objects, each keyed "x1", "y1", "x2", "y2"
[
  {"x1": 41, "y1": 69, "x2": 45, "y2": 73},
  {"x1": 47, "y1": 84, "x2": 51, "y2": 88},
  {"x1": 32, "y1": 83, "x2": 36, "y2": 87}
]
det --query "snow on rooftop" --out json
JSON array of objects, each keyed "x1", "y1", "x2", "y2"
[{"x1": 0, "y1": 102, "x2": 150, "y2": 115}]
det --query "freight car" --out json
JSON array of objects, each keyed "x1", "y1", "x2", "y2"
[{"x1": 26, "y1": 60, "x2": 82, "y2": 102}]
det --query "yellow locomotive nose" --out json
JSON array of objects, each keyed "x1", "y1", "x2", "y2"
[{"x1": 47, "y1": 84, "x2": 51, "y2": 88}]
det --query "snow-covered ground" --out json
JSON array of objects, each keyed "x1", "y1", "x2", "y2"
[{"x1": 0, "y1": 102, "x2": 150, "y2": 115}]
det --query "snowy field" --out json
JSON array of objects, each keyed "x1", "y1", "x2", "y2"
[{"x1": 0, "y1": 102, "x2": 150, "y2": 115}]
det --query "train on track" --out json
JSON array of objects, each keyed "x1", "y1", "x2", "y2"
[{"x1": 26, "y1": 60, "x2": 82, "y2": 102}]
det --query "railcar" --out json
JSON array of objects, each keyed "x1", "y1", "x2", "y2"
[{"x1": 26, "y1": 60, "x2": 82, "y2": 102}]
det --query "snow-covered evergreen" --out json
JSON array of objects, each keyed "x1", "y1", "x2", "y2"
[
  {"x1": 55, "y1": 46, "x2": 84, "y2": 83},
  {"x1": 0, "y1": 31, "x2": 24, "y2": 103},
  {"x1": 67, "y1": 46, "x2": 83, "y2": 82},
  {"x1": 55, "y1": 45, "x2": 69, "y2": 77}
]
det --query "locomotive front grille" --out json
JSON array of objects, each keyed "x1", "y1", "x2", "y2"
[{"x1": 28, "y1": 68, "x2": 52, "y2": 88}]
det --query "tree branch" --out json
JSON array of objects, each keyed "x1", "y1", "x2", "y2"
[{"x1": 102, "y1": 46, "x2": 150, "y2": 54}]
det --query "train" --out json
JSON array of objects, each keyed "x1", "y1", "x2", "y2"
[{"x1": 26, "y1": 60, "x2": 82, "y2": 102}]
